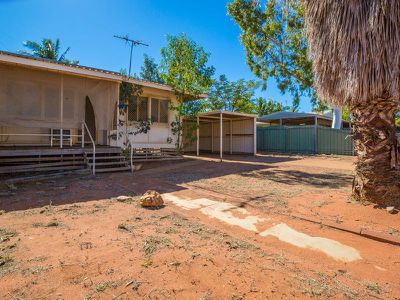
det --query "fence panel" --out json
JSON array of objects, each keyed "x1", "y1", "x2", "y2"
[
  {"x1": 286, "y1": 126, "x2": 315, "y2": 154},
  {"x1": 317, "y1": 127, "x2": 353, "y2": 155},
  {"x1": 257, "y1": 126, "x2": 286, "y2": 152},
  {"x1": 257, "y1": 125, "x2": 354, "y2": 155}
]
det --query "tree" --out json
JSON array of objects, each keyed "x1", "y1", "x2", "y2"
[
  {"x1": 159, "y1": 33, "x2": 215, "y2": 150},
  {"x1": 256, "y1": 97, "x2": 288, "y2": 117},
  {"x1": 207, "y1": 74, "x2": 259, "y2": 113},
  {"x1": 19, "y1": 38, "x2": 79, "y2": 64},
  {"x1": 303, "y1": 0, "x2": 400, "y2": 207},
  {"x1": 140, "y1": 54, "x2": 164, "y2": 83},
  {"x1": 227, "y1": 0, "x2": 319, "y2": 110}
]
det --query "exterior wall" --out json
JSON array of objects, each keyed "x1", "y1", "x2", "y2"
[
  {"x1": 185, "y1": 118, "x2": 255, "y2": 154},
  {"x1": 110, "y1": 87, "x2": 179, "y2": 149},
  {"x1": 0, "y1": 63, "x2": 119, "y2": 146}
]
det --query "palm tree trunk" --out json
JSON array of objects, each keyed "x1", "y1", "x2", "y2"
[{"x1": 352, "y1": 100, "x2": 400, "y2": 207}]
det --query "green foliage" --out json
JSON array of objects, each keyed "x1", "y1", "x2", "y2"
[
  {"x1": 342, "y1": 108, "x2": 352, "y2": 122},
  {"x1": 395, "y1": 113, "x2": 400, "y2": 127},
  {"x1": 312, "y1": 101, "x2": 330, "y2": 113},
  {"x1": 256, "y1": 97, "x2": 288, "y2": 117},
  {"x1": 140, "y1": 54, "x2": 164, "y2": 83},
  {"x1": 160, "y1": 33, "x2": 215, "y2": 99},
  {"x1": 207, "y1": 74, "x2": 259, "y2": 113},
  {"x1": 227, "y1": 0, "x2": 323, "y2": 110},
  {"x1": 19, "y1": 38, "x2": 79, "y2": 64},
  {"x1": 159, "y1": 33, "x2": 215, "y2": 150}
]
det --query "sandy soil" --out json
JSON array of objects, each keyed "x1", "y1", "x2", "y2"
[{"x1": 0, "y1": 154, "x2": 399, "y2": 299}]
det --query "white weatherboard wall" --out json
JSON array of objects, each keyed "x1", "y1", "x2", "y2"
[
  {"x1": 0, "y1": 63, "x2": 118, "y2": 145},
  {"x1": 185, "y1": 118, "x2": 255, "y2": 154},
  {"x1": 110, "y1": 88, "x2": 179, "y2": 149}
]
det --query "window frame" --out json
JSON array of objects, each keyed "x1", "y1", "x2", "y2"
[
  {"x1": 150, "y1": 97, "x2": 170, "y2": 124},
  {"x1": 127, "y1": 96, "x2": 149, "y2": 123}
]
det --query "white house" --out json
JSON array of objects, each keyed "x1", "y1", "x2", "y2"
[{"x1": 0, "y1": 51, "x2": 188, "y2": 174}]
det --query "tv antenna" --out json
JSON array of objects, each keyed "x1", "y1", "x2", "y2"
[{"x1": 114, "y1": 35, "x2": 149, "y2": 77}]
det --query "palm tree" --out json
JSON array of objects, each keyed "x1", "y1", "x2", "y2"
[
  {"x1": 19, "y1": 38, "x2": 79, "y2": 65},
  {"x1": 303, "y1": 1, "x2": 400, "y2": 207}
]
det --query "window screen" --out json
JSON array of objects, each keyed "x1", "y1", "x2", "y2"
[
  {"x1": 63, "y1": 89, "x2": 75, "y2": 120},
  {"x1": 138, "y1": 97, "x2": 148, "y2": 121},
  {"x1": 151, "y1": 98, "x2": 159, "y2": 122},
  {"x1": 128, "y1": 96, "x2": 138, "y2": 121},
  {"x1": 151, "y1": 98, "x2": 169, "y2": 123},
  {"x1": 44, "y1": 86, "x2": 60, "y2": 119},
  {"x1": 159, "y1": 100, "x2": 169, "y2": 123}
]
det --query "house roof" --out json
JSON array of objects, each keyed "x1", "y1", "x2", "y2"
[
  {"x1": 258, "y1": 111, "x2": 333, "y2": 122},
  {"x1": 0, "y1": 50, "x2": 206, "y2": 96}
]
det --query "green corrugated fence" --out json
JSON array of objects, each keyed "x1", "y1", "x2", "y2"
[{"x1": 257, "y1": 125, "x2": 354, "y2": 155}]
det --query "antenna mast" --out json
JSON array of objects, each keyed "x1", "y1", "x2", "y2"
[{"x1": 114, "y1": 35, "x2": 149, "y2": 77}]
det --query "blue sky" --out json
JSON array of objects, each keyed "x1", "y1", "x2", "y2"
[{"x1": 0, "y1": 0, "x2": 312, "y2": 112}]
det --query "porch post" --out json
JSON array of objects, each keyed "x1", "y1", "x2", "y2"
[
  {"x1": 220, "y1": 112, "x2": 223, "y2": 161},
  {"x1": 230, "y1": 119, "x2": 233, "y2": 154},
  {"x1": 196, "y1": 116, "x2": 199, "y2": 156},
  {"x1": 60, "y1": 74, "x2": 64, "y2": 148},
  {"x1": 116, "y1": 99, "x2": 120, "y2": 147},
  {"x1": 81, "y1": 122, "x2": 85, "y2": 148}
]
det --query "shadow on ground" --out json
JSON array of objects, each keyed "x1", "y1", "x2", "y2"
[{"x1": 240, "y1": 169, "x2": 352, "y2": 189}]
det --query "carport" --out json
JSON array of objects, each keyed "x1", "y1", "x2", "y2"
[{"x1": 184, "y1": 110, "x2": 257, "y2": 160}]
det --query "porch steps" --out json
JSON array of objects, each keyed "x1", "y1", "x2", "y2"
[
  {"x1": 0, "y1": 146, "x2": 131, "y2": 176},
  {"x1": 85, "y1": 149, "x2": 130, "y2": 174}
]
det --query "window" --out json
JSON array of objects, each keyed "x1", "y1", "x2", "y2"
[
  {"x1": 151, "y1": 98, "x2": 169, "y2": 123},
  {"x1": 128, "y1": 96, "x2": 148, "y2": 122}
]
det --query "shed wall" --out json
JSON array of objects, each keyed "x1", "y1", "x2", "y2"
[{"x1": 185, "y1": 118, "x2": 255, "y2": 154}]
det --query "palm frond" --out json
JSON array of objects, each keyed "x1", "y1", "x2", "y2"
[{"x1": 303, "y1": 0, "x2": 400, "y2": 107}]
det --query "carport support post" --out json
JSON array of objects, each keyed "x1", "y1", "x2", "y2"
[
  {"x1": 196, "y1": 116, "x2": 199, "y2": 156},
  {"x1": 230, "y1": 119, "x2": 233, "y2": 154},
  {"x1": 220, "y1": 112, "x2": 223, "y2": 161},
  {"x1": 253, "y1": 117, "x2": 257, "y2": 156},
  {"x1": 211, "y1": 122, "x2": 214, "y2": 153}
]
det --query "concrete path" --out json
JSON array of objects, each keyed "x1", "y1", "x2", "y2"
[{"x1": 162, "y1": 192, "x2": 362, "y2": 263}]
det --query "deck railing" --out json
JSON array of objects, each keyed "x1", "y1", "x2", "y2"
[
  {"x1": 0, "y1": 129, "x2": 81, "y2": 148},
  {"x1": 0, "y1": 124, "x2": 97, "y2": 175}
]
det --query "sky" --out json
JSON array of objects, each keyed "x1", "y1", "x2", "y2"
[{"x1": 0, "y1": 0, "x2": 312, "y2": 112}]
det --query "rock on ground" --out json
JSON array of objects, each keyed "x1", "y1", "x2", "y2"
[{"x1": 140, "y1": 190, "x2": 164, "y2": 207}]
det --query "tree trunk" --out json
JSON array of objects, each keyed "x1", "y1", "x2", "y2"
[{"x1": 352, "y1": 100, "x2": 400, "y2": 207}]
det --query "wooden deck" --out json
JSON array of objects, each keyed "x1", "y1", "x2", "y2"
[{"x1": 0, "y1": 145, "x2": 121, "y2": 157}]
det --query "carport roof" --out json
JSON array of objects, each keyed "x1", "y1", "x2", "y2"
[
  {"x1": 197, "y1": 110, "x2": 257, "y2": 121},
  {"x1": 258, "y1": 111, "x2": 332, "y2": 122}
]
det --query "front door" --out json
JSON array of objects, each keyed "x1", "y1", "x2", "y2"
[{"x1": 85, "y1": 96, "x2": 96, "y2": 143}]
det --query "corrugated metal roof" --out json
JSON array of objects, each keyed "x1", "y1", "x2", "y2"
[
  {"x1": 0, "y1": 50, "x2": 181, "y2": 92},
  {"x1": 258, "y1": 111, "x2": 333, "y2": 121}
]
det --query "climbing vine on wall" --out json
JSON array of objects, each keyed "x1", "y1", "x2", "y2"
[{"x1": 109, "y1": 81, "x2": 151, "y2": 149}]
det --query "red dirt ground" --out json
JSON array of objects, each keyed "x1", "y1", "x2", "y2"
[{"x1": 0, "y1": 154, "x2": 399, "y2": 299}]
